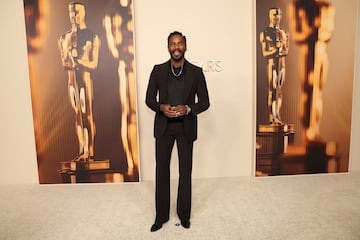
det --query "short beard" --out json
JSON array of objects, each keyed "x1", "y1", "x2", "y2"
[{"x1": 171, "y1": 53, "x2": 184, "y2": 62}]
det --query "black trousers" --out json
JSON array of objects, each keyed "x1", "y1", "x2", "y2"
[{"x1": 155, "y1": 121, "x2": 193, "y2": 223}]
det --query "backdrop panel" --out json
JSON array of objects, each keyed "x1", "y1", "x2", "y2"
[
  {"x1": 255, "y1": 0, "x2": 357, "y2": 176},
  {"x1": 23, "y1": 0, "x2": 140, "y2": 184}
]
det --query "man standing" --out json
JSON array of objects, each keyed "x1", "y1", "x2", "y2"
[
  {"x1": 58, "y1": 2, "x2": 100, "y2": 161},
  {"x1": 146, "y1": 31, "x2": 210, "y2": 231},
  {"x1": 260, "y1": 7, "x2": 289, "y2": 125}
]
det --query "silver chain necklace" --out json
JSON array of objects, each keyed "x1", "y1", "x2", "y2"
[{"x1": 171, "y1": 64, "x2": 183, "y2": 77}]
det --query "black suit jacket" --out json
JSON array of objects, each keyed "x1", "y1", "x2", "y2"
[{"x1": 146, "y1": 60, "x2": 210, "y2": 142}]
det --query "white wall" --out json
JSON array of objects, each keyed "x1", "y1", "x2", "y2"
[
  {"x1": 0, "y1": 0, "x2": 359, "y2": 184},
  {"x1": 350, "y1": 0, "x2": 360, "y2": 173},
  {"x1": 134, "y1": 0, "x2": 254, "y2": 181},
  {"x1": 0, "y1": 0, "x2": 38, "y2": 184}
]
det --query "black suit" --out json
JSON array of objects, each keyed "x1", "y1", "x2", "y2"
[{"x1": 146, "y1": 59, "x2": 210, "y2": 223}]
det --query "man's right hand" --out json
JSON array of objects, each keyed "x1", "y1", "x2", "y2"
[
  {"x1": 160, "y1": 104, "x2": 187, "y2": 118},
  {"x1": 160, "y1": 104, "x2": 176, "y2": 118}
]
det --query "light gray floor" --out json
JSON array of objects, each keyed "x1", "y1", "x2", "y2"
[{"x1": 1, "y1": 173, "x2": 360, "y2": 240}]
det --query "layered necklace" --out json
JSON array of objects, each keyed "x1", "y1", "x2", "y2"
[{"x1": 171, "y1": 64, "x2": 183, "y2": 77}]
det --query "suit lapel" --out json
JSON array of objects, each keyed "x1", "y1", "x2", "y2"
[
  {"x1": 160, "y1": 61, "x2": 170, "y2": 103},
  {"x1": 183, "y1": 61, "x2": 193, "y2": 102}
]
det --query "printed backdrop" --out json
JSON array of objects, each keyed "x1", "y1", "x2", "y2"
[
  {"x1": 255, "y1": 0, "x2": 357, "y2": 176},
  {"x1": 23, "y1": 0, "x2": 140, "y2": 183}
]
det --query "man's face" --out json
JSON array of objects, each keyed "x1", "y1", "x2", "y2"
[
  {"x1": 269, "y1": 9, "x2": 281, "y2": 26},
  {"x1": 69, "y1": 4, "x2": 85, "y2": 26},
  {"x1": 168, "y1": 34, "x2": 187, "y2": 62}
]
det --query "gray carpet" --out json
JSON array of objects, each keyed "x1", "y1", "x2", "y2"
[{"x1": 1, "y1": 173, "x2": 360, "y2": 240}]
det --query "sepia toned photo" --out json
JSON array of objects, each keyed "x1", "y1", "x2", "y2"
[
  {"x1": 256, "y1": 0, "x2": 357, "y2": 176},
  {"x1": 23, "y1": 0, "x2": 140, "y2": 184}
]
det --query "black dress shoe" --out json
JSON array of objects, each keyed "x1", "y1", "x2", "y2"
[
  {"x1": 150, "y1": 223, "x2": 163, "y2": 232},
  {"x1": 180, "y1": 220, "x2": 190, "y2": 229}
]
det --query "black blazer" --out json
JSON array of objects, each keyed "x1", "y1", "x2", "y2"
[{"x1": 146, "y1": 60, "x2": 210, "y2": 142}]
